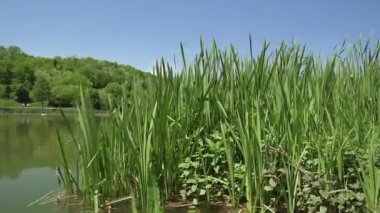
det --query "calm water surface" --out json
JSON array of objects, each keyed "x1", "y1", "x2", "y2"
[{"x1": 0, "y1": 114, "x2": 79, "y2": 213}]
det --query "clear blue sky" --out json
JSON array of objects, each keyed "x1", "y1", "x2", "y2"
[{"x1": 1, "y1": 0, "x2": 379, "y2": 71}]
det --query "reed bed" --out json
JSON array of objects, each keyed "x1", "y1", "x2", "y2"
[{"x1": 58, "y1": 38, "x2": 380, "y2": 212}]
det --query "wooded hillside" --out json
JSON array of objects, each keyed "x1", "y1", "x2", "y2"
[{"x1": 0, "y1": 45, "x2": 151, "y2": 109}]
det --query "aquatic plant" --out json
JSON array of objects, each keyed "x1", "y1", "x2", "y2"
[{"x1": 58, "y1": 37, "x2": 380, "y2": 212}]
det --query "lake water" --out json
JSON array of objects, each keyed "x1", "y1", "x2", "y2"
[{"x1": 0, "y1": 114, "x2": 79, "y2": 213}]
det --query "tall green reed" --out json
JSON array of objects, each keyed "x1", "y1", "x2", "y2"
[{"x1": 57, "y1": 38, "x2": 380, "y2": 212}]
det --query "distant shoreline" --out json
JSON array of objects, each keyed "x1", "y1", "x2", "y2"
[{"x1": 0, "y1": 107, "x2": 106, "y2": 115}]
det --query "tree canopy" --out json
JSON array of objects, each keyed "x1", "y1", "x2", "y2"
[
  {"x1": 0, "y1": 45, "x2": 151, "y2": 109},
  {"x1": 31, "y1": 77, "x2": 50, "y2": 108}
]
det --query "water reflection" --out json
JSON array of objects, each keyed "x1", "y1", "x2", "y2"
[
  {"x1": 0, "y1": 114, "x2": 72, "y2": 179},
  {"x1": 0, "y1": 114, "x2": 77, "y2": 213}
]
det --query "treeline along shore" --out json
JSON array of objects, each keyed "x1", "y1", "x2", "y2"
[{"x1": 0, "y1": 45, "x2": 152, "y2": 110}]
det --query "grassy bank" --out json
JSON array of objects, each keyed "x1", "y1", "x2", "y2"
[
  {"x1": 0, "y1": 99, "x2": 29, "y2": 108},
  {"x1": 0, "y1": 106, "x2": 106, "y2": 115},
  {"x1": 0, "y1": 99, "x2": 76, "y2": 114},
  {"x1": 0, "y1": 107, "x2": 75, "y2": 114},
  {"x1": 58, "y1": 39, "x2": 380, "y2": 213}
]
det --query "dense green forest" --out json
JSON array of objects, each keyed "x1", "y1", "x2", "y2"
[{"x1": 0, "y1": 45, "x2": 151, "y2": 109}]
